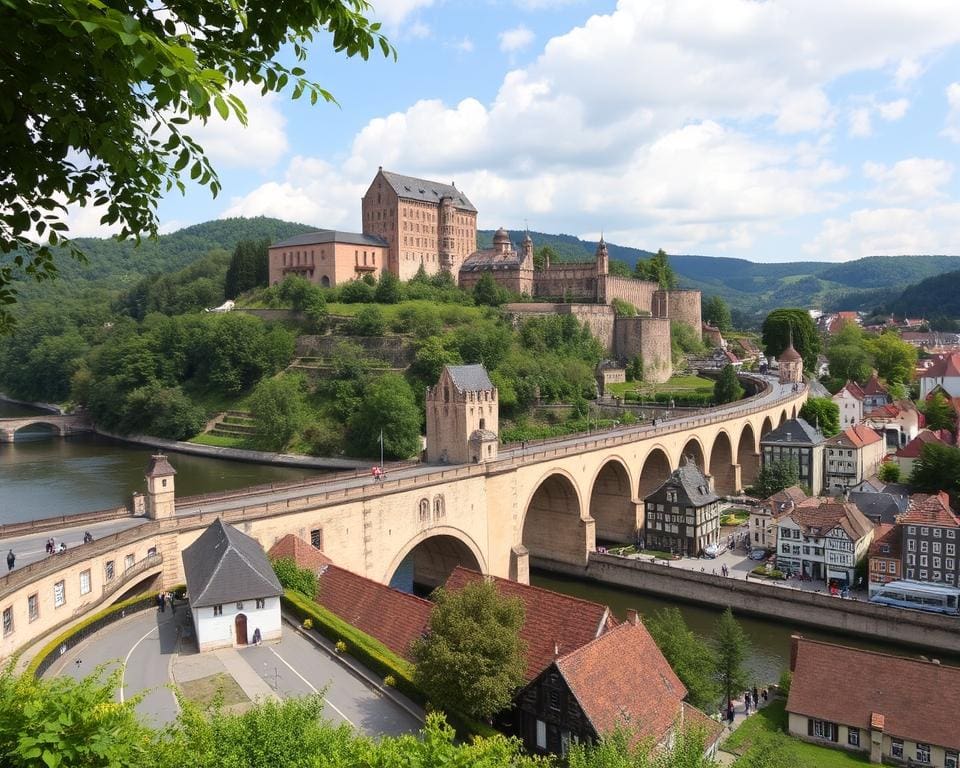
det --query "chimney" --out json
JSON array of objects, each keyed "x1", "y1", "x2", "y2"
[
  {"x1": 790, "y1": 634, "x2": 802, "y2": 672},
  {"x1": 626, "y1": 609, "x2": 639, "y2": 626}
]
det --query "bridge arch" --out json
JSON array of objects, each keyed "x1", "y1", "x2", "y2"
[
  {"x1": 588, "y1": 457, "x2": 637, "y2": 545},
  {"x1": 679, "y1": 436, "x2": 706, "y2": 472},
  {"x1": 521, "y1": 470, "x2": 589, "y2": 566},
  {"x1": 779, "y1": 409, "x2": 788, "y2": 426},
  {"x1": 637, "y1": 446, "x2": 673, "y2": 505},
  {"x1": 708, "y1": 430, "x2": 736, "y2": 495},
  {"x1": 737, "y1": 423, "x2": 760, "y2": 490},
  {"x1": 760, "y1": 415, "x2": 774, "y2": 439},
  {"x1": 13, "y1": 421, "x2": 63, "y2": 438},
  {"x1": 384, "y1": 528, "x2": 486, "y2": 595}
]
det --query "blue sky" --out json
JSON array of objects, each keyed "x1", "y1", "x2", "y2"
[{"x1": 72, "y1": 0, "x2": 960, "y2": 262}]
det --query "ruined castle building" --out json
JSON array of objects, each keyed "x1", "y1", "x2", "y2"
[
  {"x1": 267, "y1": 231, "x2": 388, "y2": 288},
  {"x1": 362, "y1": 168, "x2": 478, "y2": 281}
]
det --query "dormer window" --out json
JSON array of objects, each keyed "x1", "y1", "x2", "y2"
[{"x1": 881, "y1": 544, "x2": 890, "y2": 554}]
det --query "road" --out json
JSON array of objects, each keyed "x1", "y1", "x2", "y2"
[{"x1": 1, "y1": 516, "x2": 148, "y2": 570}]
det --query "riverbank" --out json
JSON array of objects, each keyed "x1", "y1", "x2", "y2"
[{"x1": 0, "y1": 394, "x2": 61, "y2": 414}]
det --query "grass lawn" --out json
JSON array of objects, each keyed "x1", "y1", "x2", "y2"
[
  {"x1": 725, "y1": 699, "x2": 871, "y2": 768},
  {"x1": 178, "y1": 672, "x2": 249, "y2": 708},
  {"x1": 721, "y1": 509, "x2": 750, "y2": 526},
  {"x1": 326, "y1": 299, "x2": 486, "y2": 324},
  {"x1": 607, "y1": 374, "x2": 715, "y2": 398},
  {"x1": 188, "y1": 433, "x2": 252, "y2": 449}
]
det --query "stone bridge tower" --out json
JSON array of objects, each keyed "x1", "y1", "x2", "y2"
[
  {"x1": 426, "y1": 364, "x2": 498, "y2": 464},
  {"x1": 145, "y1": 453, "x2": 176, "y2": 520}
]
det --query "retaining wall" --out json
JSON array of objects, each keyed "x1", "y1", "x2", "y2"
[{"x1": 535, "y1": 552, "x2": 960, "y2": 655}]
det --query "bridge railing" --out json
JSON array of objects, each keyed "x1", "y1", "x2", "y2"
[
  {"x1": 100, "y1": 552, "x2": 164, "y2": 601},
  {"x1": 0, "y1": 505, "x2": 135, "y2": 540}
]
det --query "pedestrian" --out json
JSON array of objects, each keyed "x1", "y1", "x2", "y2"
[
  {"x1": 45, "y1": 539, "x2": 52, "y2": 555},
  {"x1": 753, "y1": 685, "x2": 759, "y2": 703},
  {"x1": 168, "y1": 591, "x2": 175, "y2": 612},
  {"x1": 6, "y1": 549, "x2": 14, "y2": 572},
  {"x1": 727, "y1": 705, "x2": 735, "y2": 724},
  {"x1": 253, "y1": 627, "x2": 262, "y2": 646},
  {"x1": 753, "y1": 690, "x2": 759, "y2": 708},
  {"x1": 762, "y1": 688, "x2": 768, "y2": 702},
  {"x1": 58, "y1": 542, "x2": 67, "y2": 553},
  {"x1": 157, "y1": 592, "x2": 165, "y2": 613}
]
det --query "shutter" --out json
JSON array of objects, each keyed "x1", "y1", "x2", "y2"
[{"x1": 808, "y1": 719, "x2": 814, "y2": 736}]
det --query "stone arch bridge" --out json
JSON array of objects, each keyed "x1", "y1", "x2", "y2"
[{"x1": 0, "y1": 414, "x2": 93, "y2": 442}]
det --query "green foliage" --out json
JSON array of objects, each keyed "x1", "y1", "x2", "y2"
[
  {"x1": 714, "y1": 364, "x2": 745, "y2": 405},
  {"x1": 1, "y1": 2, "x2": 393, "y2": 332},
  {"x1": 799, "y1": 397, "x2": 840, "y2": 437},
  {"x1": 249, "y1": 375, "x2": 309, "y2": 451},
  {"x1": 611, "y1": 298, "x2": 637, "y2": 317},
  {"x1": 413, "y1": 581, "x2": 526, "y2": 721},
  {"x1": 627, "y1": 355, "x2": 644, "y2": 383},
  {"x1": 644, "y1": 608, "x2": 719, "y2": 710},
  {"x1": 122, "y1": 250, "x2": 231, "y2": 319},
  {"x1": 713, "y1": 607, "x2": 750, "y2": 707},
  {"x1": 410, "y1": 336, "x2": 462, "y2": 384},
  {"x1": 270, "y1": 558, "x2": 318, "y2": 599},
  {"x1": 339, "y1": 279, "x2": 375, "y2": 303},
  {"x1": 224, "y1": 239, "x2": 269, "y2": 299},
  {"x1": 473, "y1": 272, "x2": 510, "y2": 306},
  {"x1": 878, "y1": 462, "x2": 901, "y2": 483},
  {"x1": 534, "y1": 245, "x2": 556, "y2": 271},
  {"x1": 703, "y1": 296, "x2": 732, "y2": 331},
  {"x1": 922, "y1": 392, "x2": 956, "y2": 433},
  {"x1": 910, "y1": 443, "x2": 960, "y2": 500},
  {"x1": 826, "y1": 322, "x2": 873, "y2": 384},
  {"x1": 118, "y1": 382, "x2": 207, "y2": 439},
  {"x1": 349, "y1": 305, "x2": 387, "y2": 336},
  {"x1": 374, "y1": 269, "x2": 402, "y2": 304},
  {"x1": 608, "y1": 258, "x2": 632, "y2": 278},
  {"x1": 635, "y1": 248, "x2": 678, "y2": 290},
  {"x1": 750, "y1": 459, "x2": 801, "y2": 499},
  {"x1": 567, "y1": 724, "x2": 718, "y2": 768},
  {"x1": 762, "y1": 309, "x2": 820, "y2": 373},
  {"x1": 886, "y1": 267, "x2": 960, "y2": 317},
  {"x1": 778, "y1": 669, "x2": 792, "y2": 697},
  {"x1": 348, "y1": 373, "x2": 421, "y2": 459},
  {"x1": 866, "y1": 332, "x2": 917, "y2": 385},
  {"x1": 672, "y1": 320, "x2": 706, "y2": 362}
]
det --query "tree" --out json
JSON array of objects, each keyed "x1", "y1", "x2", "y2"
[
  {"x1": 374, "y1": 270, "x2": 403, "y2": 304},
  {"x1": 645, "y1": 608, "x2": 719, "y2": 710},
  {"x1": 611, "y1": 298, "x2": 637, "y2": 317},
  {"x1": 534, "y1": 245, "x2": 556, "y2": 271},
  {"x1": 627, "y1": 355, "x2": 644, "y2": 383},
  {"x1": 921, "y1": 392, "x2": 957, "y2": 433},
  {"x1": 410, "y1": 336, "x2": 462, "y2": 384},
  {"x1": 349, "y1": 305, "x2": 386, "y2": 336},
  {"x1": 608, "y1": 259, "x2": 632, "y2": 278},
  {"x1": 703, "y1": 296, "x2": 732, "y2": 332},
  {"x1": 412, "y1": 580, "x2": 526, "y2": 720},
  {"x1": 751, "y1": 459, "x2": 800, "y2": 498},
  {"x1": 714, "y1": 364, "x2": 744, "y2": 405},
  {"x1": 224, "y1": 239, "x2": 269, "y2": 298},
  {"x1": 249, "y1": 375, "x2": 309, "y2": 451},
  {"x1": 867, "y1": 332, "x2": 917, "y2": 385},
  {"x1": 878, "y1": 462, "x2": 901, "y2": 483},
  {"x1": 473, "y1": 272, "x2": 508, "y2": 306},
  {"x1": 568, "y1": 724, "x2": 718, "y2": 768},
  {"x1": 761, "y1": 309, "x2": 820, "y2": 373},
  {"x1": 0, "y1": 2, "x2": 394, "y2": 334},
  {"x1": 635, "y1": 248, "x2": 678, "y2": 290},
  {"x1": 799, "y1": 397, "x2": 840, "y2": 437},
  {"x1": 270, "y1": 557, "x2": 318, "y2": 598},
  {"x1": 909, "y1": 443, "x2": 960, "y2": 499},
  {"x1": 712, "y1": 607, "x2": 750, "y2": 709},
  {"x1": 348, "y1": 373, "x2": 421, "y2": 459},
  {"x1": 826, "y1": 327, "x2": 874, "y2": 384}
]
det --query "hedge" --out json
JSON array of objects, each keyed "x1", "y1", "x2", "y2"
[
  {"x1": 26, "y1": 586, "x2": 183, "y2": 677},
  {"x1": 282, "y1": 590, "x2": 498, "y2": 740}
]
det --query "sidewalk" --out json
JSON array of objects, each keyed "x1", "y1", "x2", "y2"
[{"x1": 715, "y1": 692, "x2": 776, "y2": 766}]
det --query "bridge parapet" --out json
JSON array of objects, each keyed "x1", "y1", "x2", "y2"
[{"x1": 0, "y1": 414, "x2": 93, "y2": 442}]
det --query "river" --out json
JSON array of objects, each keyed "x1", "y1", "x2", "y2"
[{"x1": 0, "y1": 401, "x2": 322, "y2": 525}]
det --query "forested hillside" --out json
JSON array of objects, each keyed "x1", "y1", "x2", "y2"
[{"x1": 885, "y1": 269, "x2": 960, "y2": 318}]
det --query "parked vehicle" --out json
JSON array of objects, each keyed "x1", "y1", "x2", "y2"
[
  {"x1": 703, "y1": 542, "x2": 728, "y2": 559},
  {"x1": 749, "y1": 549, "x2": 768, "y2": 561}
]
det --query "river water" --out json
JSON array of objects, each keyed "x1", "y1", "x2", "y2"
[{"x1": 0, "y1": 401, "x2": 322, "y2": 524}]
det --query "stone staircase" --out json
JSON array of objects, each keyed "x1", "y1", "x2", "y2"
[{"x1": 205, "y1": 410, "x2": 257, "y2": 440}]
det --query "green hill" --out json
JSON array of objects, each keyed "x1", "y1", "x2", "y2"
[{"x1": 885, "y1": 268, "x2": 960, "y2": 318}]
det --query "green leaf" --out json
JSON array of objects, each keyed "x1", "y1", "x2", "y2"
[{"x1": 213, "y1": 94, "x2": 229, "y2": 120}]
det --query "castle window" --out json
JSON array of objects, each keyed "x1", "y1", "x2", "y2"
[
  {"x1": 434, "y1": 496, "x2": 445, "y2": 519},
  {"x1": 479, "y1": 418, "x2": 486, "y2": 430},
  {"x1": 444, "y1": 386, "x2": 449, "y2": 403},
  {"x1": 419, "y1": 499, "x2": 430, "y2": 523}
]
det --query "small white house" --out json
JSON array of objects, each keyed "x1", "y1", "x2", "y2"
[{"x1": 182, "y1": 518, "x2": 283, "y2": 652}]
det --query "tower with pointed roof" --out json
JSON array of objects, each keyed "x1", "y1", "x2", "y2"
[
  {"x1": 426, "y1": 364, "x2": 498, "y2": 464},
  {"x1": 595, "y1": 235, "x2": 609, "y2": 276},
  {"x1": 144, "y1": 453, "x2": 176, "y2": 520},
  {"x1": 778, "y1": 331, "x2": 804, "y2": 385}
]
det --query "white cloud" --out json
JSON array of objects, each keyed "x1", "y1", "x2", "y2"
[
  {"x1": 863, "y1": 158, "x2": 953, "y2": 204},
  {"x1": 877, "y1": 98, "x2": 909, "y2": 121},
  {"x1": 775, "y1": 88, "x2": 833, "y2": 134},
  {"x1": 848, "y1": 107, "x2": 872, "y2": 137},
  {"x1": 943, "y1": 82, "x2": 960, "y2": 142},
  {"x1": 451, "y1": 37, "x2": 474, "y2": 53},
  {"x1": 407, "y1": 21, "x2": 431, "y2": 39},
  {"x1": 894, "y1": 57, "x2": 923, "y2": 88},
  {"x1": 806, "y1": 204, "x2": 960, "y2": 260},
  {"x1": 367, "y1": 0, "x2": 434, "y2": 27},
  {"x1": 499, "y1": 25, "x2": 535, "y2": 53}
]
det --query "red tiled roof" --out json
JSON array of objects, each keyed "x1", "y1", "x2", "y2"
[
  {"x1": 861, "y1": 372, "x2": 888, "y2": 397},
  {"x1": 919, "y1": 352, "x2": 960, "y2": 379},
  {"x1": 868, "y1": 523, "x2": 901, "y2": 559},
  {"x1": 787, "y1": 501, "x2": 874, "y2": 542},
  {"x1": 682, "y1": 702, "x2": 724, "y2": 749},
  {"x1": 268, "y1": 534, "x2": 332, "y2": 571},
  {"x1": 555, "y1": 620, "x2": 686, "y2": 743},
  {"x1": 895, "y1": 429, "x2": 949, "y2": 458},
  {"x1": 824, "y1": 424, "x2": 883, "y2": 449},
  {"x1": 445, "y1": 567, "x2": 616, "y2": 682},
  {"x1": 865, "y1": 403, "x2": 899, "y2": 419},
  {"x1": 900, "y1": 493, "x2": 960, "y2": 528},
  {"x1": 787, "y1": 637, "x2": 960, "y2": 751},
  {"x1": 836, "y1": 380, "x2": 865, "y2": 401}
]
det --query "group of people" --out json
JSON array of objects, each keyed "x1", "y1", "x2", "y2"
[
  {"x1": 156, "y1": 591, "x2": 177, "y2": 613},
  {"x1": 724, "y1": 686, "x2": 769, "y2": 724},
  {"x1": 45, "y1": 538, "x2": 68, "y2": 555},
  {"x1": 370, "y1": 466, "x2": 387, "y2": 482}
]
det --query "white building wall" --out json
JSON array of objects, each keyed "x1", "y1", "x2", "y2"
[
  {"x1": 832, "y1": 390, "x2": 863, "y2": 429},
  {"x1": 920, "y1": 374, "x2": 960, "y2": 399},
  {"x1": 193, "y1": 597, "x2": 281, "y2": 652}
]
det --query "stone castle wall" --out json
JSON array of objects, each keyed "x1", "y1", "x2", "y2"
[
  {"x1": 533, "y1": 263, "x2": 600, "y2": 301},
  {"x1": 654, "y1": 289, "x2": 702, "y2": 340},
  {"x1": 602, "y1": 276, "x2": 658, "y2": 314},
  {"x1": 504, "y1": 303, "x2": 617, "y2": 352},
  {"x1": 613, "y1": 316, "x2": 672, "y2": 383}
]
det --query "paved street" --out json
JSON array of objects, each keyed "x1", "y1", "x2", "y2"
[
  {"x1": 0, "y1": 516, "x2": 148, "y2": 570},
  {"x1": 48, "y1": 608, "x2": 423, "y2": 735}
]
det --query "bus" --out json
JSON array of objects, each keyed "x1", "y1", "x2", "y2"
[{"x1": 869, "y1": 580, "x2": 960, "y2": 615}]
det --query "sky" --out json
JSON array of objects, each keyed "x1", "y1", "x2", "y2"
[{"x1": 72, "y1": 0, "x2": 960, "y2": 262}]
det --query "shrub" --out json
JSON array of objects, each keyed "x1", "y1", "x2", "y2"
[
  {"x1": 302, "y1": 618, "x2": 313, "y2": 630},
  {"x1": 751, "y1": 565, "x2": 767, "y2": 576},
  {"x1": 384, "y1": 675, "x2": 397, "y2": 687},
  {"x1": 778, "y1": 669, "x2": 792, "y2": 696},
  {"x1": 769, "y1": 569, "x2": 785, "y2": 580},
  {"x1": 272, "y1": 558, "x2": 318, "y2": 598},
  {"x1": 335, "y1": 640, "x2": 348, "y2": 654}
]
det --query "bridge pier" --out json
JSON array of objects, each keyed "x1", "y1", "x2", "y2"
[
  {"x1": 0, "y1": 429, "x2": 13, "y2": 443},
  {"x1": 510, "y1": 545, "x2": 530, "y2": 585}
]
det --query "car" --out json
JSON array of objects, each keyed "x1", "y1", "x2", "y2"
[
  {"x1": 749, "y1": 549, "x2": 768, "y2": 561},
  {"x1": 704, "y1": 543, "x2": 728, "y2": 559}
]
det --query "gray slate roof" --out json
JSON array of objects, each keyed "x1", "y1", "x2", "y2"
[
  {"x1": 461, "y1": 246, "x2": 528, "y2": 272},
  {"x1": 446, "y1": 364, "x2": 493, "y2": 393},
  {"x1": 761, "y1": 418, "x2": 823, "y2": 446},
  {"x1": 847, "y1": 492, "x2": 905, "y2": 525},
  {"x1": 381, "y1": 170, "x2": 477, "y2": 212},
  {"x1": 145, "y1": 454, "x2": 176, "y2": 478},
  {"x1": 646, "y1": 459, "x2": 718, "y2": 507},
  {"x1": 807, "y1": 379, "x2": 832, "y2": 399},
  {"x1": 182, "y1": 519, "x2": 283, "y2": 608},
  {"x1": 272, "y1": 230, "x2": 388, "y2": 249}
]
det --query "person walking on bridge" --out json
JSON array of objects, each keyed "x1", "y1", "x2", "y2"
[{"x1": 6, "y1": 549, "x2": 14, "y2": 571}]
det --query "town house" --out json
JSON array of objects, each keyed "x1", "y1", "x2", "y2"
[
  {"x1": 777, "y1": 500, "x2": 874, "y2": 585},
  {"x1": 901, "y1": 493, "x2": 960, "y2": 586},
  {"x1": 643, "y1": 458, "x2": 721, "y2": 557},
  {"x1": 822, "y1": 424, "x2": 885, "y2": 495},
  {"x1": 832, "y1": 381, "x2": 865, "y2": 430},
  {"x1": 760, "y1": 418, "x2": 825, "y2": 495},
  {"x1": 749, "y1": 485, "x2": 807, "y2": 550},
  {"x1": 919, "y1": 352, "x2": 960, "y2": 399},
  {"x1": 867, "y1": 524, "x2": 902, "y2": 591}
]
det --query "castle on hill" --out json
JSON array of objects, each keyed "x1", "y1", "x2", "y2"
[{"x1": 266, "y1": 169, "x2": 702, "y2": 382}]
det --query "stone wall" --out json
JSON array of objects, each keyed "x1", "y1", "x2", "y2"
[
  {"x1": 613, "y1": 316, "x2": 672, "y2": 383},
  {"x1": 537, "y1": 553, "x2": 960, "y2": 655},
  {"x1": 602, "y1": 275, "x2": 658, "y2": 313},
  {"x1": 503, "y1": 303, "x2": 617, "y2": 352},
  {"x1": 533, "y1": 264, "x2": 600, "y2": 301},
  {"x1": 295, "y1": 335, "x2": 414, "y2": 367},
  {"x1": 654, "y1": 289, "x2": 703, "y2": 340}
]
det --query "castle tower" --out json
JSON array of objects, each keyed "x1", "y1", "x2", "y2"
[
  {"x1": 595, "y1": 236, "x2": 609, "y2": 276},
  {"x1": 521, "y1": 231, "x2": 534, "y2": 267},
  {"x1": 425, "y1": 364, "x2": 498, "y2": 464},
  {"x1": 492, "y1": 227, "x2": 511, "y2": 257},
  {"x1": 778, "y1": 332, "x2": 804, "y2": 385},
  {"x1": 439, "y1": 195, "x2": 456, "y2": 271},
  {"x1": 145, "y1": 453, "x2": 177, "y2": 520}
]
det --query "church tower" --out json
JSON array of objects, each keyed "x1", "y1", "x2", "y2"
[
  {"x1": 778, "y1": 331, "x2": 804, "y2": 385},
  {"x1": 145, "y1": 453, "x2": 176, "y2": 520},
  {"x1": 426, "y1": 365, "x2": 498, "y2": 464}
]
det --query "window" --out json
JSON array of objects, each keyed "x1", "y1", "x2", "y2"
[
  {"x1": 908, "y1": 526, "x2": 916, "y2": 535},
  {"x1": 811, "y1": 719, "x2": 836, "y2": 741},
  {"x1": 891, "y1": 740, "x2": 903, "y2": 759},
  {"x1": 917, "y1": 743, "x2": 931, "y2": 763},
  {"x1": 419, "y1": 498, "x2": 430, "y2": 523},
  {"x1": 908, "y1": 539, "x2": 916, "y2": 551},
  {"x1": 79, "y1": 569, "x2": 91, "y2": 596},
  {"x1": 2, "y1": 607, "x2": 12, "y2": 637},
  {"x1": 433, "y1": 496, "x2": 445, "y2": 519},
  {"x1": 213, "y1": 605, "x2": 223, "y2": 617},
  {"x1": 236, "y1": 601, "x2": 244, "y2": 611},
  {"x1": 105, "y1": 560, "x2": 115, "y2": 581},
  {"x1": 890, "y1": 563, "x2": 897, "y2": 575},
  {"x1": 536, "y1": 719, "x2": 547, "y2": 750},
  {"x1": 922, "y1": 527, "x2": 930, "y2": 536},
  {"x1": 921, "y1": 555, "x2": 928, "y2": 567},
  {"x1": 255, "y1": 598, "x2": 266, "y2": 610},
  {"x1": 54, "y1": 580, "x2": 65, "y2": 608},
  {"x1": 945, "y1": 751, "x2": 958, "y2": 768},
  {"x1": 847, "y1": 728, "x2": 859, "y2": 747},
  {"x1": 949, "y1": 544, "x2": 956, "y2": 556},
  {"x1": 310, "y1": 528, "x2": 323, "y2": 549},
  {"x1": 782, "y1": 544, "x2": 790, "y2": 554},
  {"x1": 921, "y1": 541, "x2": 929, "y2": 553},
  {"x1": 935, "y1": 541, "x2": 943, "y2": 553},
  {"x1": 907, "y1": 554, "x2": 916, "y2": 566},
  {"x1": 935, "y1": 528, "x2": 943, "y2": 538},
  {"x1": 879, "y1": 561, "x2": 887, "y2": 572},
  {"x1": 549, "y1": 690, "x2": 561, "y2": 712},
  {"x1": 27, "y1": 593, "x2": 38, "y2": 622},
  {"x1": 124, "y1": 553, "x2": 135, "y2": 570}
]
